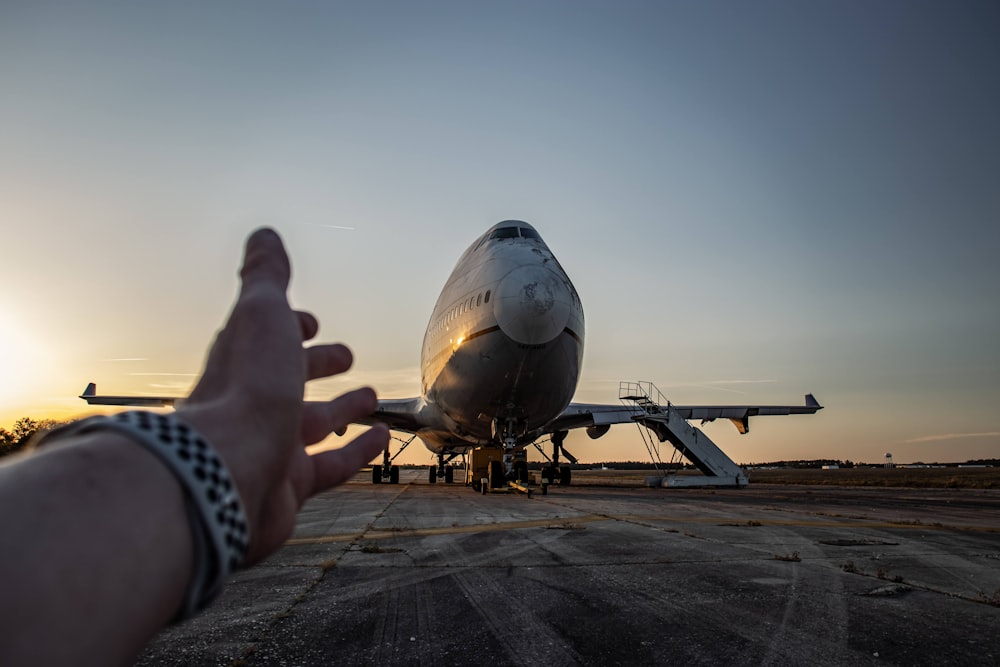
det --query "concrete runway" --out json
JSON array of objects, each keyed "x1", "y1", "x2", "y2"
[{"x1": 136, "y1": 471, "x2": 1000, "y2": 666}]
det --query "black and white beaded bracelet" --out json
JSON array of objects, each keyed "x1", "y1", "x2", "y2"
[{"x1": 37, "y1": 411, "x2": 250, "y2": 619}]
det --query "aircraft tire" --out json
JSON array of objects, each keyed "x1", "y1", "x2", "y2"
[
  {"x1": 389, "y1": 465, "x2": 399, "y2": 484},
  {"x1": 513, "y1": 460, "x2": 529, "y2": 482},
  {"x1": 444, "y1": 466, "x2": 454, "y2": 484},
  {"x1": 372, "y1": 465, "x2": 382, "y2": 484},
  {"x1": 429, "y1": 466, "x2": 437, "y2": 484},
  {"x1": 559, "y1": 466, "x2": 572, "y2": 486}
]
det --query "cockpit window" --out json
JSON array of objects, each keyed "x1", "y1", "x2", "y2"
[
  {"x1": 489, "y1": 227, "x2": 520, "y2": 240},
  {"x1": 488, "y1": 226, "x2": 542, "y2": 241}
]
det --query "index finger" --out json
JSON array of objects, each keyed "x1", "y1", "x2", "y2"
[
  {"x1": 239, "y1": 227, "x2": 291, "y2": 293},
  {"x1": 308, "y1": 424, "x2": 389, "y2": 495}
]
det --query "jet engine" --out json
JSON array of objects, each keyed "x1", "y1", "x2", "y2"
[{"x1": 586, "y1": 424, "x2": 610, "y2": 440}]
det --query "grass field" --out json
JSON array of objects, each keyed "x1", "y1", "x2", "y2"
[
  {"x1": 746, "y1": 467, "x2": 1000, "y2": 489},
  {"x1": 568, "y1": 467, "x2": 1000, "y2": 489}
]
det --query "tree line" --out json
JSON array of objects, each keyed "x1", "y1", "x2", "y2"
[{"x1": 0, "y1": 418, "x2": 61, "y2": 458}]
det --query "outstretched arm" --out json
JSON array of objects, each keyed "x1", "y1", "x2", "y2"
[{"x1": 0, "y1": 228, "x2": 389, "y2": 665}]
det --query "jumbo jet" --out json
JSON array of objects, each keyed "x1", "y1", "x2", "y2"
[{"x1": 81, "y1": 220, "x2": 821, "y2": 490}]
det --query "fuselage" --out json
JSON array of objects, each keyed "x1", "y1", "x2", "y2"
[{"x1": 415, "y1": 221, "x2": 584, "y2": 453}]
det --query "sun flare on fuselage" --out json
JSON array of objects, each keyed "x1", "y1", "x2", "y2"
[{"x1": 416, "y1": 221, "x2": 585, "y2": 453}]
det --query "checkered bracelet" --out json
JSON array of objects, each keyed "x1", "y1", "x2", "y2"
[{"x1": 37, "y1": 411, "x2": 250, "y2": 620}]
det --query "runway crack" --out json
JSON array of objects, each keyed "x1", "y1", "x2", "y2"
[{"x1": 230, "y1": 483, "x2": 415, "y2": 667}]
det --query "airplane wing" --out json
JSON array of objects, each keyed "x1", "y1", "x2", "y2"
[
  {"x1": 80, "y1": 383, "x2": 429, "y2": 433},
  {"x1": 367, "y1": 397, "x2": 426, "y2": 434},
  {"x1": 79, "y1": 383, "x2": 179, "y2": 407},
  {"x1": 549, "y1": 394, "x2": 823, "y2": 436},
  {"x1": 81, "y1": 381, "x2": 820, "y2": 441}
]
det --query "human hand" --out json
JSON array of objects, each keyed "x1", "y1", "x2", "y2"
[{"x1": 176, "y1": 228, "x2": 388, "y2": 564}]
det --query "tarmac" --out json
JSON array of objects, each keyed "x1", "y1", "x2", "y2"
[{"x1": 136, "y1": 470, "x2": 1000, "y2": 666}]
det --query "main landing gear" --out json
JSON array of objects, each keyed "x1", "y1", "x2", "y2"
[
  {"x1": 371, "y1": 462, "x2": 399, "y2": 484},
  {"x1": 536, "y1": 430, "x2": 574, "y2": 486},
  {"x1": 429, "y1": 451, "x2": 458, "y2": 484},
  {"x1": 372, "y1": 434, "x2": 416, "y2": 485}
]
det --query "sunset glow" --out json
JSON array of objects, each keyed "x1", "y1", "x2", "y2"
[{"x1": 1, "y1": 3, "x2": 997, "y2": 464}]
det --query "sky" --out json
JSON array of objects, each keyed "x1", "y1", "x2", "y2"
[{"x1": 1, "y1": 1, "x2": 998, "y2": 465}]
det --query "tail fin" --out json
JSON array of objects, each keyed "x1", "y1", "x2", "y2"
[
  {"x1": 805, "y1": 393, "x2": 821, "y2": 409},
  {"x1": 81, "y1": 383, "x2": 96, "y2": 398}
]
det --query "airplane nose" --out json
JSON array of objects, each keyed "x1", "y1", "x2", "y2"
[{"x1": 493, "y1": 265, "x2": 573, "y2": 345}]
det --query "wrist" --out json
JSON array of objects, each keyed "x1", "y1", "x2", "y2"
[
  {"x1": 34, "y1": 412, "x2": 249, "y2": 619},
  {"x1": 0, "y1": 430, "x2": 193, "y2": 663},
  {"x1": 173, "y1": 404, "x2": 278, "y2": 528}
]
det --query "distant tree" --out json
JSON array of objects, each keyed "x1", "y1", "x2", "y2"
[{"x1": 0, "y1": 417, "x2": 61, "y2": 458}]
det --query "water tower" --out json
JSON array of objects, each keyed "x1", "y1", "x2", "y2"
[{"x1": 885, "y1": 452, "x2": 894, "y2": 469}]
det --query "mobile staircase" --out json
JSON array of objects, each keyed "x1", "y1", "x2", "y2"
[{"x1": 620, "y1": 381, "x2": 748, "y2": 488}]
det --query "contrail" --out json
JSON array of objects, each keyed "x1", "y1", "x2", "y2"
[
  {"x1": 901, "y1": 432, "x2": 1000, "y2": 444},
  {"x1": 706, "y1": 379, "x2": 776, "y2": 385},
  {"x1": 302, "y1": 223, "x2": 356, "y2": 231}
]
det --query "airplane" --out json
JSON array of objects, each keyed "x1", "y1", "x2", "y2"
[{"x1": 81, "y1": 220, "x2": 822, "y2": 491}]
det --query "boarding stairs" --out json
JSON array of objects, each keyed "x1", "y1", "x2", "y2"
[{"x1": 620, "y1": 381, "x2": 748, "y2": 488}]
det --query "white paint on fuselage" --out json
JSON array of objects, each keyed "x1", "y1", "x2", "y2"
[{"x1": 415, "y1": 221, "x2": 585, "y2": 453}]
